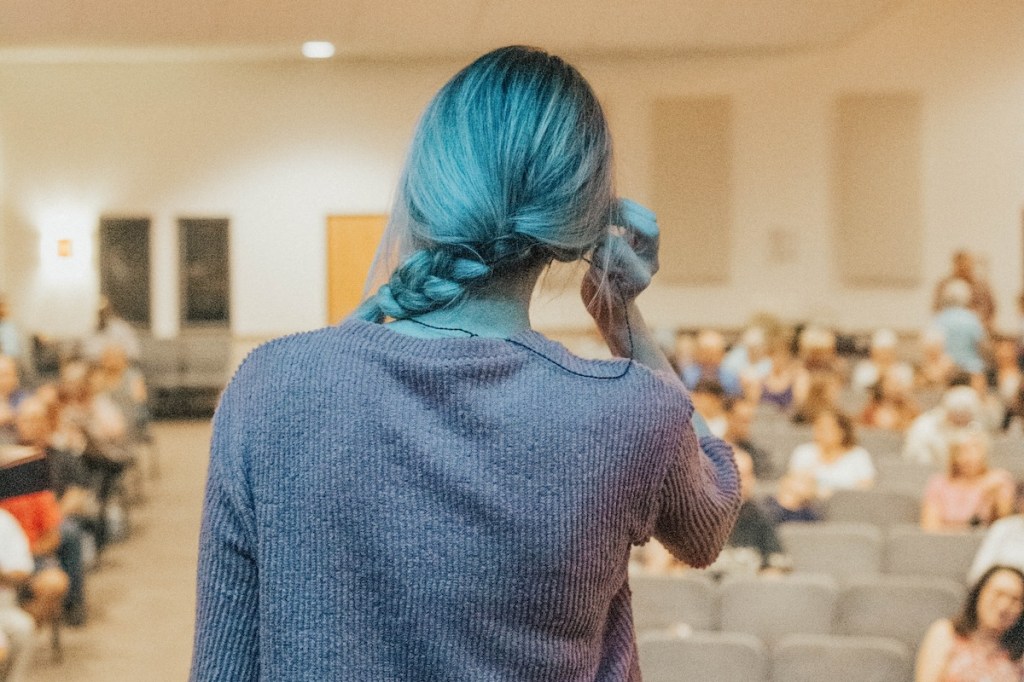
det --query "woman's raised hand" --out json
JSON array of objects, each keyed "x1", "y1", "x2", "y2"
[{"x1": 584, "y1": 198, "x2": 660, "y2": 308}]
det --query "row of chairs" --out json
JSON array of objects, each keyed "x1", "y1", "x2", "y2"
[
  {"x1": 780, "y1": 522, "x2": 984, "y2": 584},
  {"x1": 639, "y1": 631, "x2": 912, "y2": 682},
  {"x1": 631, "y1": 572, "x2": 964, "y2": 651}
]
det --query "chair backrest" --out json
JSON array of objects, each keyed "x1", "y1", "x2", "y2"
[
  {"x1": 638, "y1": 631, "x2": 768, "y2": 682},
  {"x1": 857, "y1": 429, "x2": 904, "y2": 459},
  {"x1": 630, "y1": 572, "x2": 718, "y2": 633},
  {"x1": 777, "y1": 522, "x2": 883, "y2": 582},
  {"x1": 989, "y1": 437, "x2": 1024, "y2": 477},
  {"x1": 825, "y1": 489, "x2": 920, "y2": 527},
  {"x1": 885, "y1": 524, "x2": 985, "y2": 582},
  {"x1": 874, "y1": 459, "x2": 938, "y2": 497},
  {"x1": 720, "y1": 574, "x2": 839, "y2": 645},
  {"x1": 771, "y1": 634, "x2": 911, "y2": 682},
  {"x1": 837, "y1": 576, "x2": 965, "y2": 651}
]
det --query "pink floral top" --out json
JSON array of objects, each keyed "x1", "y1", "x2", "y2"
[
  {"x1": 924, "y1": 471, "x2": 1014, "y2": 529},
  {"x1": 942, "y1": 635, "x2": 1024, "y2": 682}
]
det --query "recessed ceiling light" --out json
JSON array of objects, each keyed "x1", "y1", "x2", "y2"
[{"x1": 302, "y1": 41, "x2": 335, "y2": 59}]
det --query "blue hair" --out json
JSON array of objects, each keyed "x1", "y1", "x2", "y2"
[{"x1": 357, "y1": 45, "x2": 615, "y2": 322}]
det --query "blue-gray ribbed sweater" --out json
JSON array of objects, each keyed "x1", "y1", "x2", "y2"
[{"x1": 190, "y1": 318, "x2": 740, "y2": 681}]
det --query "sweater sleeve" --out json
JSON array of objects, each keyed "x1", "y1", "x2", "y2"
[
  {"x1": 653, "y1": 429, "x2": 742, "y2": 569},
  {"x1": 190, "y1": 388, "x2": 260, "y2": 681}
]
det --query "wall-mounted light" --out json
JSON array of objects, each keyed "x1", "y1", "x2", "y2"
[
  {"x1": 57, "y1": 239, "x2": 73, "y2": 258},
  {"x1": 302, "y1": 41, "x2": 335, "y2": 59}
]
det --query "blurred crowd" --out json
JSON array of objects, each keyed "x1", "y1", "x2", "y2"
[
  {"x1": 0, "y1": 296, "x2": 149, "y2": 681},
  {"x1": 634, "y1": 250, "x2": 1024, "y2": 679}
]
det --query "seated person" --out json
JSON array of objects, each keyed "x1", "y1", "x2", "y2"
[
  {"x1": 916, "y1": 327, "x2": 956, "y2": 391},
  {"x1": 921, "y1": 430, "x2": 1014, "y2": 532},
  {"x1": 969, "y1": 483, "x2": 1024, "y2": 583},
  {"x1": 0, "y1": 485, "x2": 69, "y2": 631},
  {"x1": 991, "y1": 337, "x2": 1023, "y2": 409},
  {"x1": 680, "y1": 330, "x2": 743, "y2": 398},
  {"x1": 723, "y1": 399, "x2": 774, "y2": 479},
  {"x1": 0, "y1": 355, "x2": 27, "y2": 443},
  {"x1": 851, "y1": 328, "x2": 912, "y2": 393},
  {"x1": 708, "y1": 450, "x2": 788, "y2": 577},
  {"x1": 763, "y1": 471, "x2": 822, "y2": 524},
  {"x1": 758, "y1": 339, "x2": 797, "y2": 411},
  {"x1": 787, "y1": 409, "x2": 876, "y2": 498},
  {"x1": 689, "y1": 380, "x2": 728, "y2": 438},
  {"x1": 858, "y1": 365, "x2": 920, "y2": 432},
  {"x1": 0, "y1": 508, "x2": 35, "y2": 682},
  {"x1": 14, "y1": 396, "x2": 92, "y2": 625},
  {"x1": 790, "y1": 368, "x2": 842, "y2": 425},
  {"x1": 916, "y1": 565, "x2": 1024, "y2": 682},
  {"x1": 904, "y1": 385, "x2": 983, "y2": 467}
]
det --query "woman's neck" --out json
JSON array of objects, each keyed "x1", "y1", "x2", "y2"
[{"x1": 387, "y1": 264, "x2": 543, "y2": 339}]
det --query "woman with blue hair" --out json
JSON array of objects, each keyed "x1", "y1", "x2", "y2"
[{"x1": 191, "y1": 46, "x2": 740, "y2": 681}]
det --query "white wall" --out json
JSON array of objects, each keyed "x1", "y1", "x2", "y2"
[{"x1": 1, "y1": 0, "x2": 1022, "y2": 343}]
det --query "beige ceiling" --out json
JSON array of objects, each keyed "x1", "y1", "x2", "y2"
[{"x1": 0, "y1": 0, "x2": 904, "y2": 61}]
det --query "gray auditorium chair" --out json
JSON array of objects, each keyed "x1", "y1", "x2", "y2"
[
  {"x1": 638, "y1": 631, "x2": 768, "y2": 682},
  {"x1": 720, "y1": 574, "x2": 839, "y2": 645},
  {"x1": 885, "y1": 524, "x2": 984, "y2": 582},
  {"x1": 825, "y1": 489, "x2": 919, "y2": 527},
  {"x1": 874, "y1": 459, "x2": 938, "y2": 497},
  {"x1": 837, "y1": 576, "x2": 964, "y2": 651},
  {"x1": 856, "y1": 429, "x2": 904, "y2": 459},
  {"x1": 630, "y1": 572, "x2": 718, "y2": 633},
  {"x1": 777, "y1": 522, "x2": 883, "y2": 582},
  {"x1": 771, "y1": 634, "x2": 912, "y2": 682}
]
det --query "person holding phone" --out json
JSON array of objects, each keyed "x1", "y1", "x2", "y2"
[{"x1": 191, "y1": 45, "x2": 740, "y2": 681}]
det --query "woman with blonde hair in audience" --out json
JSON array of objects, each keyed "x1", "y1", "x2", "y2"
[
  {"x1": 787, "y1": 408, "x2": 876, "y2": 498},
  {"x1": 916, "y1": 565, "x2": 1024, "y2": 682},
  {"x1": 859, "y1": 364, "x2": 921, "y2": 432},
  {"x1": 921, "y1": 429, "x2": 1014, "y2": 532}
]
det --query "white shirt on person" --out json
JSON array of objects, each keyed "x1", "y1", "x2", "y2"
[
  {"x1": 968, "y1": 515, "x2": 1024, "y2": 584},
  {"x1": 788, "y1": 443, "x2": 876, "y2": 495},
  {"x1": 0, "y1": 509, "x2": 32, "y2": 607}
]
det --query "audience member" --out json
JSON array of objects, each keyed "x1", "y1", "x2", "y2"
[
  {"x1": 0, "y1": 295, "x2": 21, "y2": 361},
  {"x1": 96, "y1": 344, "x2": 148, "y2": 442},
  {"x1": 14, "y1": 396, "x2": 91, "y2": 625},
  {"x1": 970, "y1": 484, "x2": 1024, "y2": 584},
  {"x1": 0, "y1": 482, "x2": 70, "y2": 631},
  {"x1": 933, "y1": 250, "x2": 997, "y2": 330},
  {"x1": 787, "y1": 409, "x2": 876, "y2": 498},
  {"x1": 82, "y1": 297, "x2": 139, "y2": 363},
  {"x1": 0, "y1": 508, "x2": 35, "y2": 682},
  {"x1": 709, "y1": 450, "x2": 787, "y2": 576},
  {"x1": 689, "y1": 380, "x2": 728, "y2": 438},
  {"x1": 680, "y1": 330, "x2": 743, "y2": 398},
  {"x1": 790, "y1": 368, "x2": 841, "y2": 425},
  {"x1": 723, "y1": 399, "x2": 774, "y2": 479},
  {"x1": 921, "y1": 430, "x2": 1014, "y2": 532},
  {"x1": 916, "y1": 565, "x2": 1024, "y2": 682},
  {"x1": 0, "y1": 356, "x2": 27, "y2": 441},
  {"x1": 759, "y1": 339, "x2": 796, "y2": 410},
  {"x1": 722, "y1": 326, "x2": 772, "y2": 399},
  {"x1": 858, "y1": 365, "x2": 920, "y2": 432},
  {"x1": 932, "y1": 279, "x2": 988, "y2": 378},
  {"x1": 916, "y1": 327, "x2": 957, "y2": 392},
  {"x1": 990, "y1": 336, "x2": 1022, "y2": 407},
  {"x1": 903, "y1": 385, "x2": 984, "y2": 466},
  {"x1": 851, "y1": 328, "x2": 911, "y2": 393},
  {"x1": 763, "y1": 471, "x2": 822, "y2": 524}
]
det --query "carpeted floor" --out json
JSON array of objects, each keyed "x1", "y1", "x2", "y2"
[{"x1": 31, "y1": 420, "x2": 210, "y2": 682}]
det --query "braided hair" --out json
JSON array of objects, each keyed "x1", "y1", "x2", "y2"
[{"x1": 357, "y1": 46, "x2": 615, "y2": 323}]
